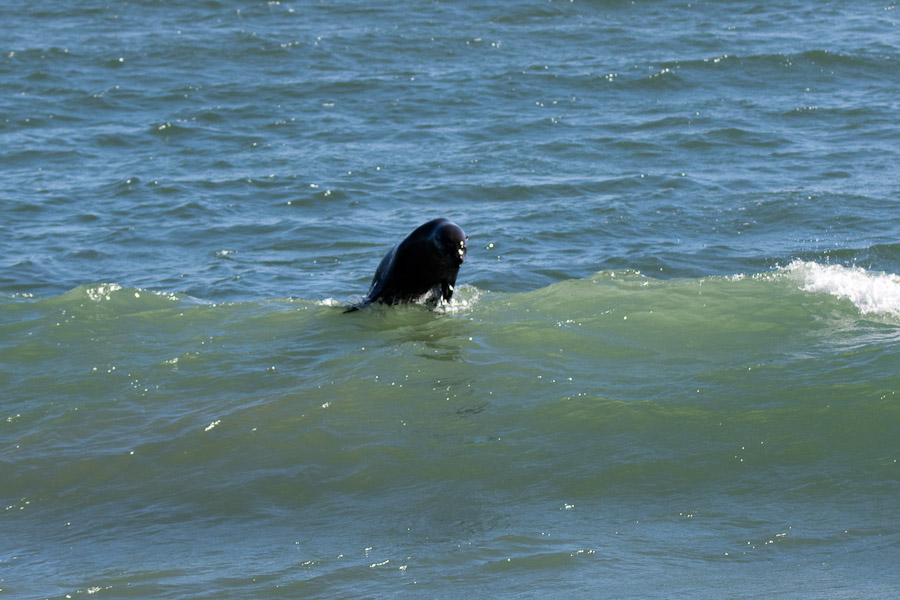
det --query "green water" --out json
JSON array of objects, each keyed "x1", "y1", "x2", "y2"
[
  {"x1": 3, "y1": 0, "x2": 899, "y2": 597},
  {"x1": 3, "y1": 267, "x2": 899, "y2": 598}
]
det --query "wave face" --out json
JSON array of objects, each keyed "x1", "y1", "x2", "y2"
[
  {"x1": 3, "y1": 267, "x2": 900, "y2": 598},
  {"x1": 2, "y1": 0, "x2": 900, "y2": 598}
]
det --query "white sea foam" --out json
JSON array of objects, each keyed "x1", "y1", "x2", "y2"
[
  {"x1": 317, "y1": 297, "x2": 345, "y2": 307},
  {"x1": 83, "y1": 283, "x2": 180, "y2": 303},
  {"x1": 786, "y1": 260, "x2": 900, "y2": 317},
  {"x1": 85, "y1": 283, "x2": 123, "y2": 301},
  {"x1": 434, "y1": 285, "x2": 481, "y2": 314},
  {"x1": 332, "y1": 286, "x2": 480, "y2": 313}
]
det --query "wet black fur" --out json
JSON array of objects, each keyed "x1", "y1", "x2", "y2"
[{"x1": 346, "y1": 218, "x2": 467, "y2": 312}]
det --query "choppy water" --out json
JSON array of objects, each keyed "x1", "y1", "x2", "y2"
[{"x1": 2, "y1": 1, "x2": 900, "y2": 598}]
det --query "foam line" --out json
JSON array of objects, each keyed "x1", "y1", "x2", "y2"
[{"x1": 786, "y1": 260, "x2": 900, "y2": 317}]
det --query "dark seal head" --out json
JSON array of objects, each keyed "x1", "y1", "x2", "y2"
[{"x1": 346, "y1": 218, "x2": 468, "y2": 311}]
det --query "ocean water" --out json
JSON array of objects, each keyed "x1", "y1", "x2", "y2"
[{"x1": 2, "y1": 1, "x2": 899, "y2": 598}]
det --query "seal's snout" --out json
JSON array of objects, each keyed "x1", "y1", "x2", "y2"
[
  {"x1": 435, "y1": 224, "x2": 467, "y2": 267},
  {"x1": 455, "y1": 238, "x2": 467, "y2": 265}
]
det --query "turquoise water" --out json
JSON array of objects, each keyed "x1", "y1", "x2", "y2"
[{"x1": 2, "y1": 1, "x2": 900, "y2": 598}]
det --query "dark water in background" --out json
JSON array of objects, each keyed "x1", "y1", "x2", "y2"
[{"x1": 2, "y1": 1, "x2": 900, "y2": 598}]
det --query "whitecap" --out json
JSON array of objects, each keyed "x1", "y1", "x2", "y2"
[{"x1": 786, "y1": 260, "x2": 900, "y2": 317}]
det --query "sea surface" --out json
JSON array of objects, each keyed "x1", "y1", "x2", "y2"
[{"x1": 2, "y1": 1, "x2": 900, "y2": 598}]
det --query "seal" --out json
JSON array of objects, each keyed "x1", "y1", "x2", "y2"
[{"x1": 346, "y1": 218, "x2": 468, "y2": 311}]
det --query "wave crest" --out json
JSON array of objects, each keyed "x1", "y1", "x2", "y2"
[{"x1": 786, "y1": 260, "x2": 900, "y2": 317}]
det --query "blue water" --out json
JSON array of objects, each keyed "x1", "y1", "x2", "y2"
[{"x1": 2, "y1": 1, "x2": 899, "y2": 598}]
